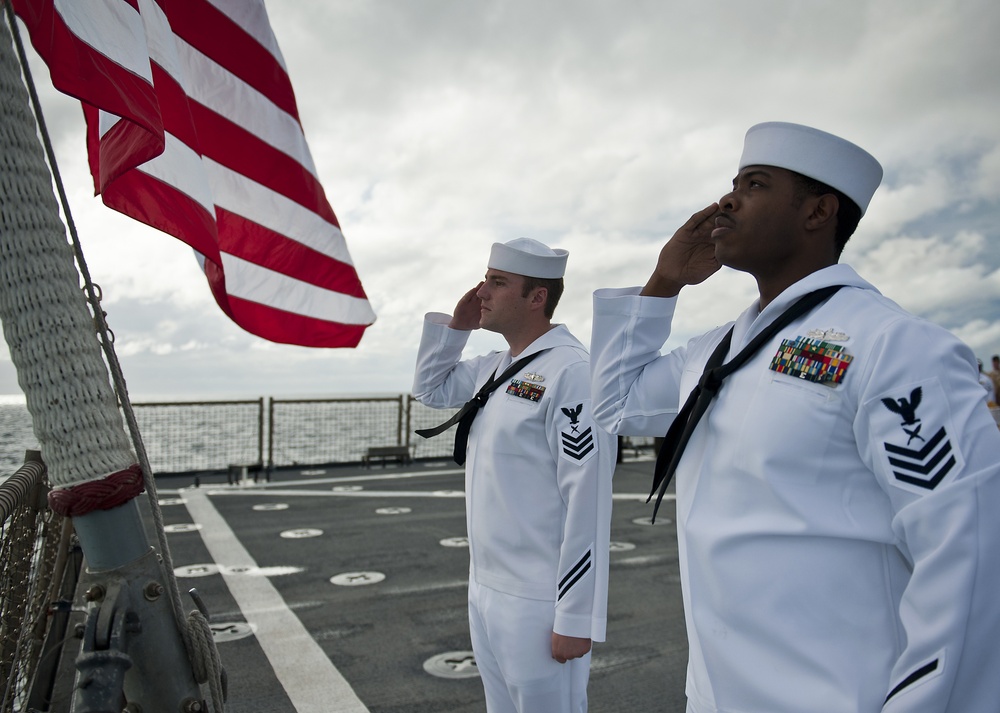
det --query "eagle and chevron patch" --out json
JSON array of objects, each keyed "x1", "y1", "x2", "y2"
[
  {"x1": 559, "y1": 402, "x2": 597, "y2": 465},
  {"x1": 877, "y1": 383, "x2": 962, "y2": 492}
]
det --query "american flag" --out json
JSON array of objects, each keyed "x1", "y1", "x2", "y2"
[{"x1": 12, "y1": 0, "x2": 376, "y2": 347}]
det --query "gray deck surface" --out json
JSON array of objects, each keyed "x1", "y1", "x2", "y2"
[{"x1": 116, "y1": 456, "x2": 687, "y2": 712}]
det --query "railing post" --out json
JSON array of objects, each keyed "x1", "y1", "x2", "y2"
[
  {"x1": 257, "y1": 396, "x2": 264, "y2": 470},
  {"x1": 267, "y1": 397, "x2": 275, "y2": 474},
  {"x1": 404, "y1": 395, "x2": 413, "y2": 452},
  {"x1": 396, "y1": 394, "x2": 404, "y2": 446}
]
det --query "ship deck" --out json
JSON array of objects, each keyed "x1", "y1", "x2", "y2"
[{"x1": 69, "y1": 456, "x2": 688, "y2": 712}]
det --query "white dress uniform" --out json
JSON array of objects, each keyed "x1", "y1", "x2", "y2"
[
  {"x1": 590, "y1": 263, "x2": 1000, "y2": 713},
  {"x1": 414, "y1": 315, "x2": 615, "y2": 713}
]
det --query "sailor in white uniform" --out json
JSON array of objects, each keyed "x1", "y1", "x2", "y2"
[
  {"x1": 589, "y1": 123, "x2": 1000, "y2": 712},
  {"x1": 413, "y1": 238, "x2": 615, "y2": 713}
]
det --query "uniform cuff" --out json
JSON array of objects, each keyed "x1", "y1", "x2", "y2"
[
  {"x1": 593, "y1": 287, "x2": 678, "y2": 320},
  {"x1": 422, "y1": 312, "x2": 473, "y2": 347},
  {"x1": 554, "y1": 610, "x2": 603, "y2": 641}
]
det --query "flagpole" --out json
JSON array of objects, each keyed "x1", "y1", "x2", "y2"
[{"x1": 0, "y1": 8, "x2": 210, "y2": 712}]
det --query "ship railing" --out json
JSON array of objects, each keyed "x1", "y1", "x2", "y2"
[
  {"x1": 126, "y1": 395, "x2": 462, "y2": 475},
  {"x1": 124, "y1": 395, "x2": 656, "y2": 476},
  {"x1": 0, "y1": 451, "x2": 80, "y2": 713}
]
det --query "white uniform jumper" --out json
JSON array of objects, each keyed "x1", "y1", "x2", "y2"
[
  {"x1": 414, "y1": 315, "x2": 615, "y2": 713},
  {"x1": 590, "y1": 264, "x2": 1000, "y2": 713}
]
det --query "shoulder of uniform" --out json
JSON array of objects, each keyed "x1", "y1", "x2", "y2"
[{"x1": 546, "y1": 345, "x2": 590, "y2": 372}]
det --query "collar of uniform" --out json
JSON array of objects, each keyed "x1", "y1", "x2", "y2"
[
  {"x1": 512, "y1": 323, "x2": 585, "y2": 360},
  {"x1": 732, "y1": 264, "x2": 876, "y2": 350}
]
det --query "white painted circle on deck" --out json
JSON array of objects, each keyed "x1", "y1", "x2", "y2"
[
  {"x1": 330, "y1": 571, "x2": 386, "y2": 586},
  {"x1": 632, "y1": 516, "x2": 671, "y2": 526},
  {"x1": 423, "y1": 651, "x2": 479, "y2": 679},
  {"x1": 211, "y1": 621, "x2": 257, "y2": 643},
  {"x1": 165, "y1": 523, "x2": 202, "y2": 533},
  {"x1": 440, "y1": 537, "x2": 469, "y2": 548},
  {"x1": 609, "y1": 541, "x2": 636, "y2": 552},
  {"x1": 222, "y1": 565, "x2": 305, "y2": 577},
  {"x1": 375, "y1": 507, "x2": 412, "y2": 515},
  {"x1": 301, "y1": 469, "x2": 327, "y2": 476},
  {"x1": 224, "y1": 565, "x2": 256, "y2": 575},
  {"x1": 253, "y1": 503, "x2": 289, "y2": 511},
  {"x1": 332, "y1": 485, "x2": 363, "y2": 492},
  {"x1": 175, "y1": 563, "x2": 220, "y2": 578},
  {"x1": 175, "y1": 563, "x2": 305, "y2": 578},
  {"x1": 281, "y1": 528, "x2": 323, "y2": 539}
]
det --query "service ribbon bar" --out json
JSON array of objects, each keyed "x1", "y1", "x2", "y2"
[
  {"x1": 769, "y1": 336, "x2": 853, "y2": 385},
  {"x1": 506, "y1": 380, "x2": 546, "y2": 402}
]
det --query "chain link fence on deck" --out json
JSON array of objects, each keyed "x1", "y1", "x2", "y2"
[
  {"x1": 131, "y1": 399, "x2": 265, "y2": 474},
  {"x1": 268, "y1": 396, "x2": 407, "y2": 467},
  {"x1": 405, "y1": 396, "x2": 460, "y2": 461},
  {"x1": 125, "y1": 396, "x2": 461, "y2": 473},
  {"x1": 2, "y1": 397, "x2": 660, "y2": 480},
  {"x1": 3, "y1": 396, "x2": 520, "y2": 476}
]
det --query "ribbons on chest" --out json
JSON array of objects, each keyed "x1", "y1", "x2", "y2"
[
  {"x1": 415, "y1": 350, "x2": 548, "y2": 466},
  {"x1": 506, "y1": 378, "x2": 545, "y2": 402}
]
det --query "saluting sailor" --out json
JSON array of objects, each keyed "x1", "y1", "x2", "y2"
[
  {"x1": 589, "y1": 122, "x2": 1000, "y2": 712},
  {"x1": 413, "y1": 238, "x2": 615, "y2": 713}
]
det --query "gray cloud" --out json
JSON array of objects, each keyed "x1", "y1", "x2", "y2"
[{"x1": 3, "y1": 0, "x2": 998, "y2": 401}]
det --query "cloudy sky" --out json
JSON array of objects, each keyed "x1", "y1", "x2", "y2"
[{"x1": 2, "y1": 0, "x2": 999, "y2": 401}]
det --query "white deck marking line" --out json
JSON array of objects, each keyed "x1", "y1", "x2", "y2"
[
  {"x1": 205, "y1": 488, "x2": 670, "y2": 502},
  {"x1": 612, "y1": 492, "x2": 673, "y2": 502},
  {"x1": 381, "y1": 579, "x2": 468, "y2": 596},
  {"x1": 175, "y1": 469, "x2": 462, "y2": 497},
  {"x1": 208, "y1": 488, "x2": 465, "y2": 499},
  {"x1": 183, "y1": 488, "x2": 370, "y2": 713},
  {"x1": 260, "y1": 468, "x2": 464, "y2": 487}
]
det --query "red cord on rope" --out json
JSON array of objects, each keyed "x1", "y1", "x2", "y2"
[{"x1": 48, "y1": 464, "x2": 145, "y2": 517}]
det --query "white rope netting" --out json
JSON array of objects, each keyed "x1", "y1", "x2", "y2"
[
  {"x1": 0, "y1": 12, "x2": 135, "y2": 487},
  {"x1": 0, "y1": 7, "x2": 225, "y2": 711}
]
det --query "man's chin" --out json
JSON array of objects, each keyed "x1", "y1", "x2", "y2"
[{"x1": 712, "y1": 249, "x2": 748, "y2": 275}]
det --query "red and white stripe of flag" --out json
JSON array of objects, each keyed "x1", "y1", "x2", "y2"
[{"x1": 12, "y1": 0, "x2": 376, "y2": 347}]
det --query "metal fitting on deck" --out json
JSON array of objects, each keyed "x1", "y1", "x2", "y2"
[{"x1": 143, "y1": 581, "x2": 164, "y2": 601}]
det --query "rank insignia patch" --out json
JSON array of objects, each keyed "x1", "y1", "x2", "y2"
[
  {"x1": 557, "y1": 547, "x2": 593, "y2": 601},
  {"x1": 559, "y1": 402, "x2": 596, "y2": 465},
  {"x1": 506, "y1": 379, "x2": 545, "y2": 402},
  {"x1": 769, "y1": 336, "x2": 852, "y2": 385},
  {"x1": 884, "y1": 428, "x2": 955, "y2": 490},
  {"x1": 880, "y1": 386, "x2": 957, "y2": 490}
]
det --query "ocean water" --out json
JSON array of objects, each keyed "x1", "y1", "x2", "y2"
[
  {"x1": 0, "y1": 394, "x2": 455, "y2": 478},
  {"x1": 0, "y1": 396, "x2": 39, "y2": 474}
]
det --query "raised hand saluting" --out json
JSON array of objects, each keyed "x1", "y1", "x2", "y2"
[
  {"x1": 448, "y1": 281, "x2": 485, "y2": 331},
  {"x1": 642, "y1": 203, "x2": 721, "y2": 297}
]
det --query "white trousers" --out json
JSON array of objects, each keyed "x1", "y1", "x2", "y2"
[{"x1": 468, "y1": 578, "x2": 591, "y2": 713}]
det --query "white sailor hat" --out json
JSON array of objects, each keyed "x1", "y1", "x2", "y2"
[
  {"x1": 488, "y1": 238, "x2": 568, "y2": 279},
  {"x1": 739, "y1": 122, "x2": 883, "y2": 215}
]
